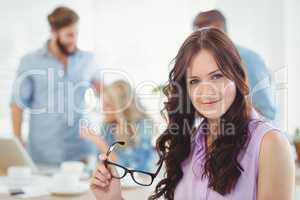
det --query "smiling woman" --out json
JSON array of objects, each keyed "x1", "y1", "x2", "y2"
[
  {"x1": 150, "y1": 27, "x2": 295, "y2": 200},
  {"x1": 89, "y1": 28, "x2": 294, "y2": 200}
]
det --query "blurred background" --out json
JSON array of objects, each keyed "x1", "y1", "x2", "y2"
[
  {"x1": 0, "y1": 0, "x2": 299, "y2": 141},
  {"x1": 0, "y1": 0, "x2": 300, "y2": 199}
]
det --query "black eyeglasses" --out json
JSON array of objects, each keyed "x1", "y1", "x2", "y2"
[{"x1": 104, "y1": 141, "x2": 163, "y2": 186}]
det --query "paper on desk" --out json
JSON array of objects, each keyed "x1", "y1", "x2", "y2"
[
  {"x1": 0, "y1": 177, "x2": 9, "y2": 194},
  {"x1": 17, "y1": 187, "x2": 50, "y2": 198},
  {"x1": 0, "y1": 175, "x2": 51, "y2": 198},
  {"x1": 0, "y1": 186, "x2": 8, "y2": 194}
]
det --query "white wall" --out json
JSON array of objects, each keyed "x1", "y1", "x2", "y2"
[
  {"x1": 216, "y1": 0, "x2": 286, "y2": 69},
  {"x1": 285, "y1": 0, "x2": 300, "y2": 134}
]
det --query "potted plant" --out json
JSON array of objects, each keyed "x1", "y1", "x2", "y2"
[{"x1": 293, "y1": 128, "x2": 300, "y2": 162}]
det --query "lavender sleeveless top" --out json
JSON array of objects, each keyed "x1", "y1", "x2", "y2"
[{"x1": 174, "y1": 110, "x2": 279, "y2": 200}]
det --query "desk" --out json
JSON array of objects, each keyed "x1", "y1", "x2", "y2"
[
  {"x1": 1, "y1": 166, "x2": 300, "y2": 200},
  {"x1": 0, "y1": 163, "x2": 157, "y2": 200},
  {"x1": 0, "y1": 186, "x2": 154, "y2": 200}
]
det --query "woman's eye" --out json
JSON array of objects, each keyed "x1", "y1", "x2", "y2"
[
  {"x1": 189, "y1": 79, "x2": 200, "y2": 85},
  {"x1": 211, "y1": 74, "x2": 223, "y2": 80}
]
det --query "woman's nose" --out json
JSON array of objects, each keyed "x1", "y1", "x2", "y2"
[{"x1": 197, "y1": 81, "x2": 218, "y2": 96}]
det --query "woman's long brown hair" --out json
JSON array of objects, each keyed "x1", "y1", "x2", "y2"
[{"x1": 149, "y1": 28, "x2": 252, "y2": 199}]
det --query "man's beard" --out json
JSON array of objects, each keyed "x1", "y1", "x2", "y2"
[{"x1": 56, "y1": 38, "x2": 76, "y2": 56}]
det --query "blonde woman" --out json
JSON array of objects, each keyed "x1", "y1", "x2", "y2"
[{"x1": 81, "y1": 80, "x2": 155, "y2": 171}]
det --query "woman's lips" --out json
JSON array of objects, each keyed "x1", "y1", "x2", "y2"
[{"x1": 201, "y1": 99, "x2": 221, "y2": 105}]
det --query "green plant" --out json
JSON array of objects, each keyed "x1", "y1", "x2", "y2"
[
  {"x1": 293, "y1": 128, "x2": 300, "y2": 144},
  {"x1": 152, "y1": 84, "x2": 165, "y2": 93}
]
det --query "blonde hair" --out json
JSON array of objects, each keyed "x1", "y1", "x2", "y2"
[{"x1": 103, "y1": 80, "x2": 149, "y2": 145}]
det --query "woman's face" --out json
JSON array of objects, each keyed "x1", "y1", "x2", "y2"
[
  {"x1": 102, "y1": 93, "x2": 117, "y2": 123},
  {"x1": 186, "y1": 49, "x2": 236, "y2": 120}
]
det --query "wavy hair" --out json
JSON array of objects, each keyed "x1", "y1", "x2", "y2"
[{"x1": 149, "y1": 28, "x2": 252, "y2": 199}]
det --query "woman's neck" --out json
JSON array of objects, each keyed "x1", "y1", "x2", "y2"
[
  {"x1": 206, "y1": 118, "x2": 221, "y2": 146},
  {"x1": 207, "y1": 118, "x2": 220, "y2": 134}
]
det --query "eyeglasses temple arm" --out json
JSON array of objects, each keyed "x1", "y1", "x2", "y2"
[
  {"x1": 154, "y1": 156, "x2": 164, "y2": 176},
  {"x1": 105, "y1": 141, "x2": 125, "y2": 164}
]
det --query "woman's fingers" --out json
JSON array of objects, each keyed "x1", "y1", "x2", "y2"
[
  {"x1": 90, "y1": 153, "x2": 122, "y2": 200},
  {"x1": 91, "y1": 176, "x2": 107, "y2": 188},
  {"x1": 99, "y1": 154, "x2": 108, "y2": 161},
  {"x1": 99, "y1": 154, "x2": 119, "y2": 176},
  {"x1": 91, "y1": 163, "x2": 111, "y2": 189},
  {"x1": 97, "y1": 161, "x2": 111, "y2": 179},
  {"x1": 90, "y1": 153, "x2": 118, "y2": 188},
  {"x1": 95, "y1": 169, "x2": 110, "y2": 184}
]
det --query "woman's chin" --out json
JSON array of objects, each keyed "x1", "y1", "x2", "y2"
[{"x1": 200, "y1": 110, "x2": 223, "y2": 120}]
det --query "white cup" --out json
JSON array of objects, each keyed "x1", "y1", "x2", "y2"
[
  {"x1": 52, "y1": 172, "x2": 80, "y2": 190},
  {"x1": 7, "y1": 166, "x2": 32, "y2": 187},
  {"x1": 60, "y1": 161, "x2": 84, "y2": 178}
]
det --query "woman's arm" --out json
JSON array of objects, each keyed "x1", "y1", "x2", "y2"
[
  {"x1": 80, "y1": 128, "x2": 118, "y2": 161},
  {"x1": 257, "y1": 131, "x2": 295, "y2": 200}
]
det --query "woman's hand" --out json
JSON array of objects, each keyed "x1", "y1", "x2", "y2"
[{"x1": 90, "y1": 154, "x2": 122, "y2": 200}]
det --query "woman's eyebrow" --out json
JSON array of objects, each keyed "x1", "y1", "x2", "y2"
[
  {"x1": 187, "y1": 69, "x2": 221, "y2": 79},
  {"x1": 186, "y1": 75, "x2": 200, "y2": 79},
  {"x1": 208, "y1": 69, "x2": 221, "y2": 76}
]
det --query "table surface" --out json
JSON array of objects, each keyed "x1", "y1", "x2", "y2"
[
  {"x1": 1, "y1": 165, "x2": 300, "y2": 200},
  {"x1": 2, "y1": 178, "x2": 300, "y2": 200},
  {"x1": 0, "y1": 184, "x2": 155, "y2": 200},
  {"x1": 0, "y1": 171, "x2": 156, "y2": 200}
]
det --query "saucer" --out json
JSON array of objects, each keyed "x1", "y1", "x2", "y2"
[{"x1": 48, "y1": 181, "x2": 89, "y2": 196}]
